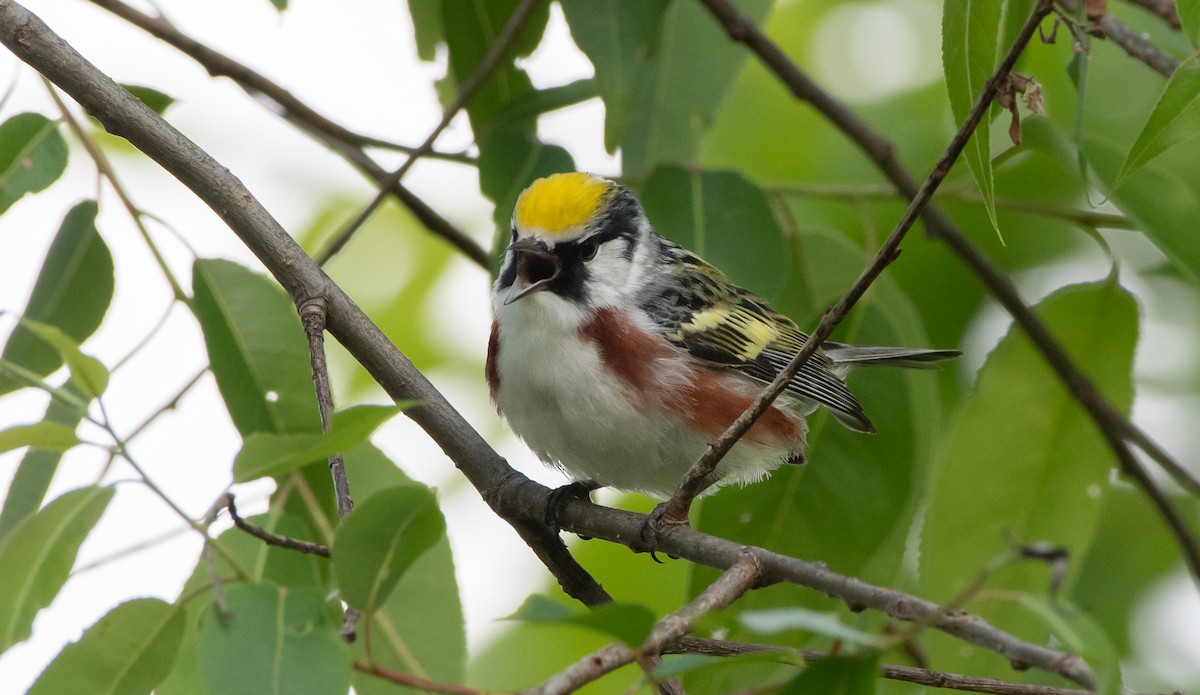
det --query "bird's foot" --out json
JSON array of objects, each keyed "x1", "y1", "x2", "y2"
[
  {"x1": 641, "y1": 502, "x2": 690, "y2": 564},
  {"x1": 545, "y1": 480, "x2": 600, "y2": 533}
]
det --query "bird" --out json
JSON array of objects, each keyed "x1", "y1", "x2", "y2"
[{"x1": 487, "y1": 172, "x2": 959, "y2": 504}]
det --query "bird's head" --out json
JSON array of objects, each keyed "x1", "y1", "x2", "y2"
[{"x1": 497, "y1": 172, "x2": 650, "y2": 306}]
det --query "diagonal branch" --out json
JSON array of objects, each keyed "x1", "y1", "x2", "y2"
[
  {"x1": 0, "y1": 0, "x2": 610, "y2": 610},
  {"x1": 1055, "y1": 0, "x2": 1181, "y2": 77},
  {"x1": 525, "y1": 552, "x2": 763, "y2": 695},
  {"x1": 0, "y1": 3, "x2": 1100, "y2": 688},
  {"x1": 1124, "y1": 0, "x2": 1182, "y2": 28},
  {"x1": 657, "y1": 0, "x2": 1054, "y2": 525},
  {"x1": 695, "y1": 0, "x2": 1200, "y2": 587},
  {"x1": 315, "y1": 0, "x2": 545, "y2": 265},
  {"x1": 87, "y1": 0, "x2": 490, "y2": 269},
  {"x1": 673, "y1": 636, "x2": 1125, "y2": 695},
  {"x1": 86, "y1": 0, "x2": 472, "y2": 162}
]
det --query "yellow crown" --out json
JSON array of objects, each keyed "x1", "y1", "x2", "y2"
[{"x1": 514, "y1": 172, "x2": 610, "y2": 237}]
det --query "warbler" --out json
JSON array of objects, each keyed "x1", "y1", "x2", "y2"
[{"x1": 487, "y1": 172, "x2": 958, "y2": 500}]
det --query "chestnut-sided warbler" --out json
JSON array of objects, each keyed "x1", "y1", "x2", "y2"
[{"x1": 487, "y1": 172, "x2": 958, "y2": 499}]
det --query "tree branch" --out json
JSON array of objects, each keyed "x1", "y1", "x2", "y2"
[
  {"x1": 314, "y1": 0, "x2": 545, "y2": 265},
  {"x1": 674, "y1": 638, "x2": 1096, "y2": 695},
  {"x1": 0, "y1": 3, "x2": 1097, "y2": 687},
  {"x1": 657, "y1": 0, "x2": 1053, "y2": 526},
  {"x1": 86, "y1": 0, "x2": 491, "y2": 269},
  {"x1": 0, "y1": 0, "x2": 609, "y2": 609},
  {"x1": 548, "y1": 496, "x2": 1096, "y2": 689},
  {"x1": 525, "y1": 552, "x2": 763, "y2": 695},
  {"x1": 695, "y1": 0, "x2": 1200, "y2": 587},
  {"x1": 225, "y1": 494, "x2": 331, "y2": 558},
  {"x1": 85, "y1": 0, "x2": 472, "y2": 163},
  {"x1": 1124, "y1": 0, "x2": 1182, "y2": 28},
  {"x1": 1056, "y1": 0, "x2": 1182, "y2": 77}
]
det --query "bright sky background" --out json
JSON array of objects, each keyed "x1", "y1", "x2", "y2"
[{"x1": 1, "y1": 0, "x2": 1199, "y2": 692}]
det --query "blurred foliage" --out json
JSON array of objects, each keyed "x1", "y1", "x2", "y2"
[{"x1": 3, "y1": 0, "x2": 1200, "y2": 694}]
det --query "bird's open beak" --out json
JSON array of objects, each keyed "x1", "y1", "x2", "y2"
[{"x1": 503, "y1": 238, "x2": 562, "y2": 305}]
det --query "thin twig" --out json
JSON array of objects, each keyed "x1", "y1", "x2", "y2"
[
  {"x1": 121, "y1": 368, "x2": 207, "y2": 443},
  {"x1": 770, "y1": 181, "x2": 1139, "y2": 230},
  {"x1": 86, "y1": 0, "x2": 472, "y2": 163},
  {"x1": 315, "y1": 0, "x2": 545, "y2": 264},
  {"x1": 673, "y1": 638, "x2": 1093, "y2": 695},
  {"x1": 86, "y1": 0, "x2": 489, "y2": 268},
  {"x1": 301, "y1": 299, "x2": 353, "y2": 520},
  {"x1": 354, "y1": 660, "x2": 489, "y2": 695},
  {"x1": 43, "y1": 77, "x2": 188, "y2": 301},
  {"x1": 0, "y1": 5, "x2": 1094, "y2": 686},
  {"x1": 225, "y1": 494, "x2": 331, "y2": 558},
  {"x1": 1056, "y1": 0, "x2": 1181, "y2": 77},
  {"x1": 696, "y1": 0, "x2": 1200, "y2": 587},
  {"x1": 298, "y1": 299, "x2": 359, "y2": 640},
  {"x1": 551, "y1": 498, "x2": 1096, "y2": 689},
  {"x1": 1124, "y1": 0, "x2": 1182, "y2": 28},
  {"x1": 525, "y1": 552, "x2": 763, "y2": 695},
  {"x1": 307, "y1": 126, "x2": 492, "y2": 268},
  {"x1": 656, "y1": 0, "x2": 1055, "y2": 527},
  {"x1": 0, "y1": 1, "x2": 612, "y2": 608}
]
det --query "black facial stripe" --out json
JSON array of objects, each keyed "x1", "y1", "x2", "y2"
[
  {"x1": 497, "y1": 254, "x2": 518, "y2": 289},
  {"x1": 548, "y1": 257, "x2": 588, "y2": 303}
]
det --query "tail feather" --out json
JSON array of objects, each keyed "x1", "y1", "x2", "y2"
[{"x1": 824, "y1": 343, "x2": 962, "y2": 370}]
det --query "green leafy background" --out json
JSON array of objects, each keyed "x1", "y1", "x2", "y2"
[{"x1": 2, "y1": 0, "x2": 1199, "y2": 693}]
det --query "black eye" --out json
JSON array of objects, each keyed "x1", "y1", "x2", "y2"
[
  {"x1": 510, "y1": 225, "x2": 518, "y2": 243},
  {"x1": 579, "y1": 238, "x2": 599, "y2": 261}
]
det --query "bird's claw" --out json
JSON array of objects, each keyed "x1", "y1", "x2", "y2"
[
  {"x1": 545, "y1": 480, "x2": 599, "y2": 533},
  {"x1": 641, "y1": 502, "x2": 688, "y2": 563}
]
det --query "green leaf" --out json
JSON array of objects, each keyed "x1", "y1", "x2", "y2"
[
  {"x1": 1114, "y1": 57, "x2": 1200, "y2": 190},
  {"x1": 615, "y1": 0, "x2": 770, "y2": 178},
  {"x1": 269, "y1": 0, "x2": 287, "y2": 10},
  {"x1": 162, "y1": 508, "x2": 328, "y2": 695},
  {"x1": 490, "y1": 79, "x2": 598, "y2": 128},
  {"x1": 1072, "y1": 485, "x2": 1197, "y2": 656},
  {"x1": 332, "y1": 483, "x2": 446, "y2": 613},
  {"x1": 341, "y1": 445, "x2": 466, "y2": 690},
  {"x1": 0, "y1": 201, "x2": 113, "y2": 395},
  {"x1": 920, "y1": 280, "x2": 1138, "y2": 677},
  {"x1": 191, "y1": 258, "x2": 320, "y2": 436},
  {"x1": 0, "y1": 112, "x2": 67, "y2": 214},
  {"x1": 0, "y1": 389, "x2": 88, "y2": 542},
  {"x1": 739, "y1": 608, "x2": 883, "y2": 648},
  {"x1": 781, "y1": 654, "x2": 878, "y2": 695},
  {"x1": 406, "y1": 0, "x2": 443, "y2": 61},
  {"x1": 470, "y1": 496, "x2": 689, "y2": 691},
  {"x1": 196, "y1": 584, "x2": 351, "y2": 695},
  {"x1": 508, "y1": 594, "x2": 659, "y2": 646},
  {"x1": 0, "y1": 486, "x2": 114, "y2": 653},
  {"x1": 559, "y1": 0, "x2": 669, "y2": 152},
  {"x1": 0, "y1": 422, "x2": 79, "y2": 455},
  {"x1": 233, "y1": 404, "x2": 402, "y2": 482},
  {"x1": 478, "y1": 129, "x2": 574, "y2": 262},
  {"x1": 440, "y1": 0, "x2": 549, "y2": 140},
  {"x1": 16, "y1": 319, "x2": 109, "y2": 397},
  {"x1": 1178, "y1": 0, "x2": 1200, "y2": 49},
  {"x1": 1015, "y1": 596, "x2": 1121, "y2": 695},
  {"x1": 28, "y1": 598, "x2": 185, "y2": 695},
  {"x1": 942, "y1": 0, "x2": 1002, "y2": 236},
  {"x1": 686, "y1": 231, "x2": 946, "y2": 693},
  {"x1": 1086, "y1": 140, "x2": 1200, "y2": 284},
  {"x1": 121, "y1": 84, "x2": 176, "y2": 115},
  {"x1": 641, "y1": 167, "x2": 791, "y2": 303}
]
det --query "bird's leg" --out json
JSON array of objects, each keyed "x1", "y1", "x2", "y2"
[
  {"x1": 640, "y1": 473, "x2": 719, "y2": 563},
  {"x1": 545, "y1": 479, "x2": 600, "y2": 532}
]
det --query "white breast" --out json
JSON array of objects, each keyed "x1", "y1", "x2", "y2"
[{"x1": 491, "y1": 292, "x2": 794, "y2": 497}]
